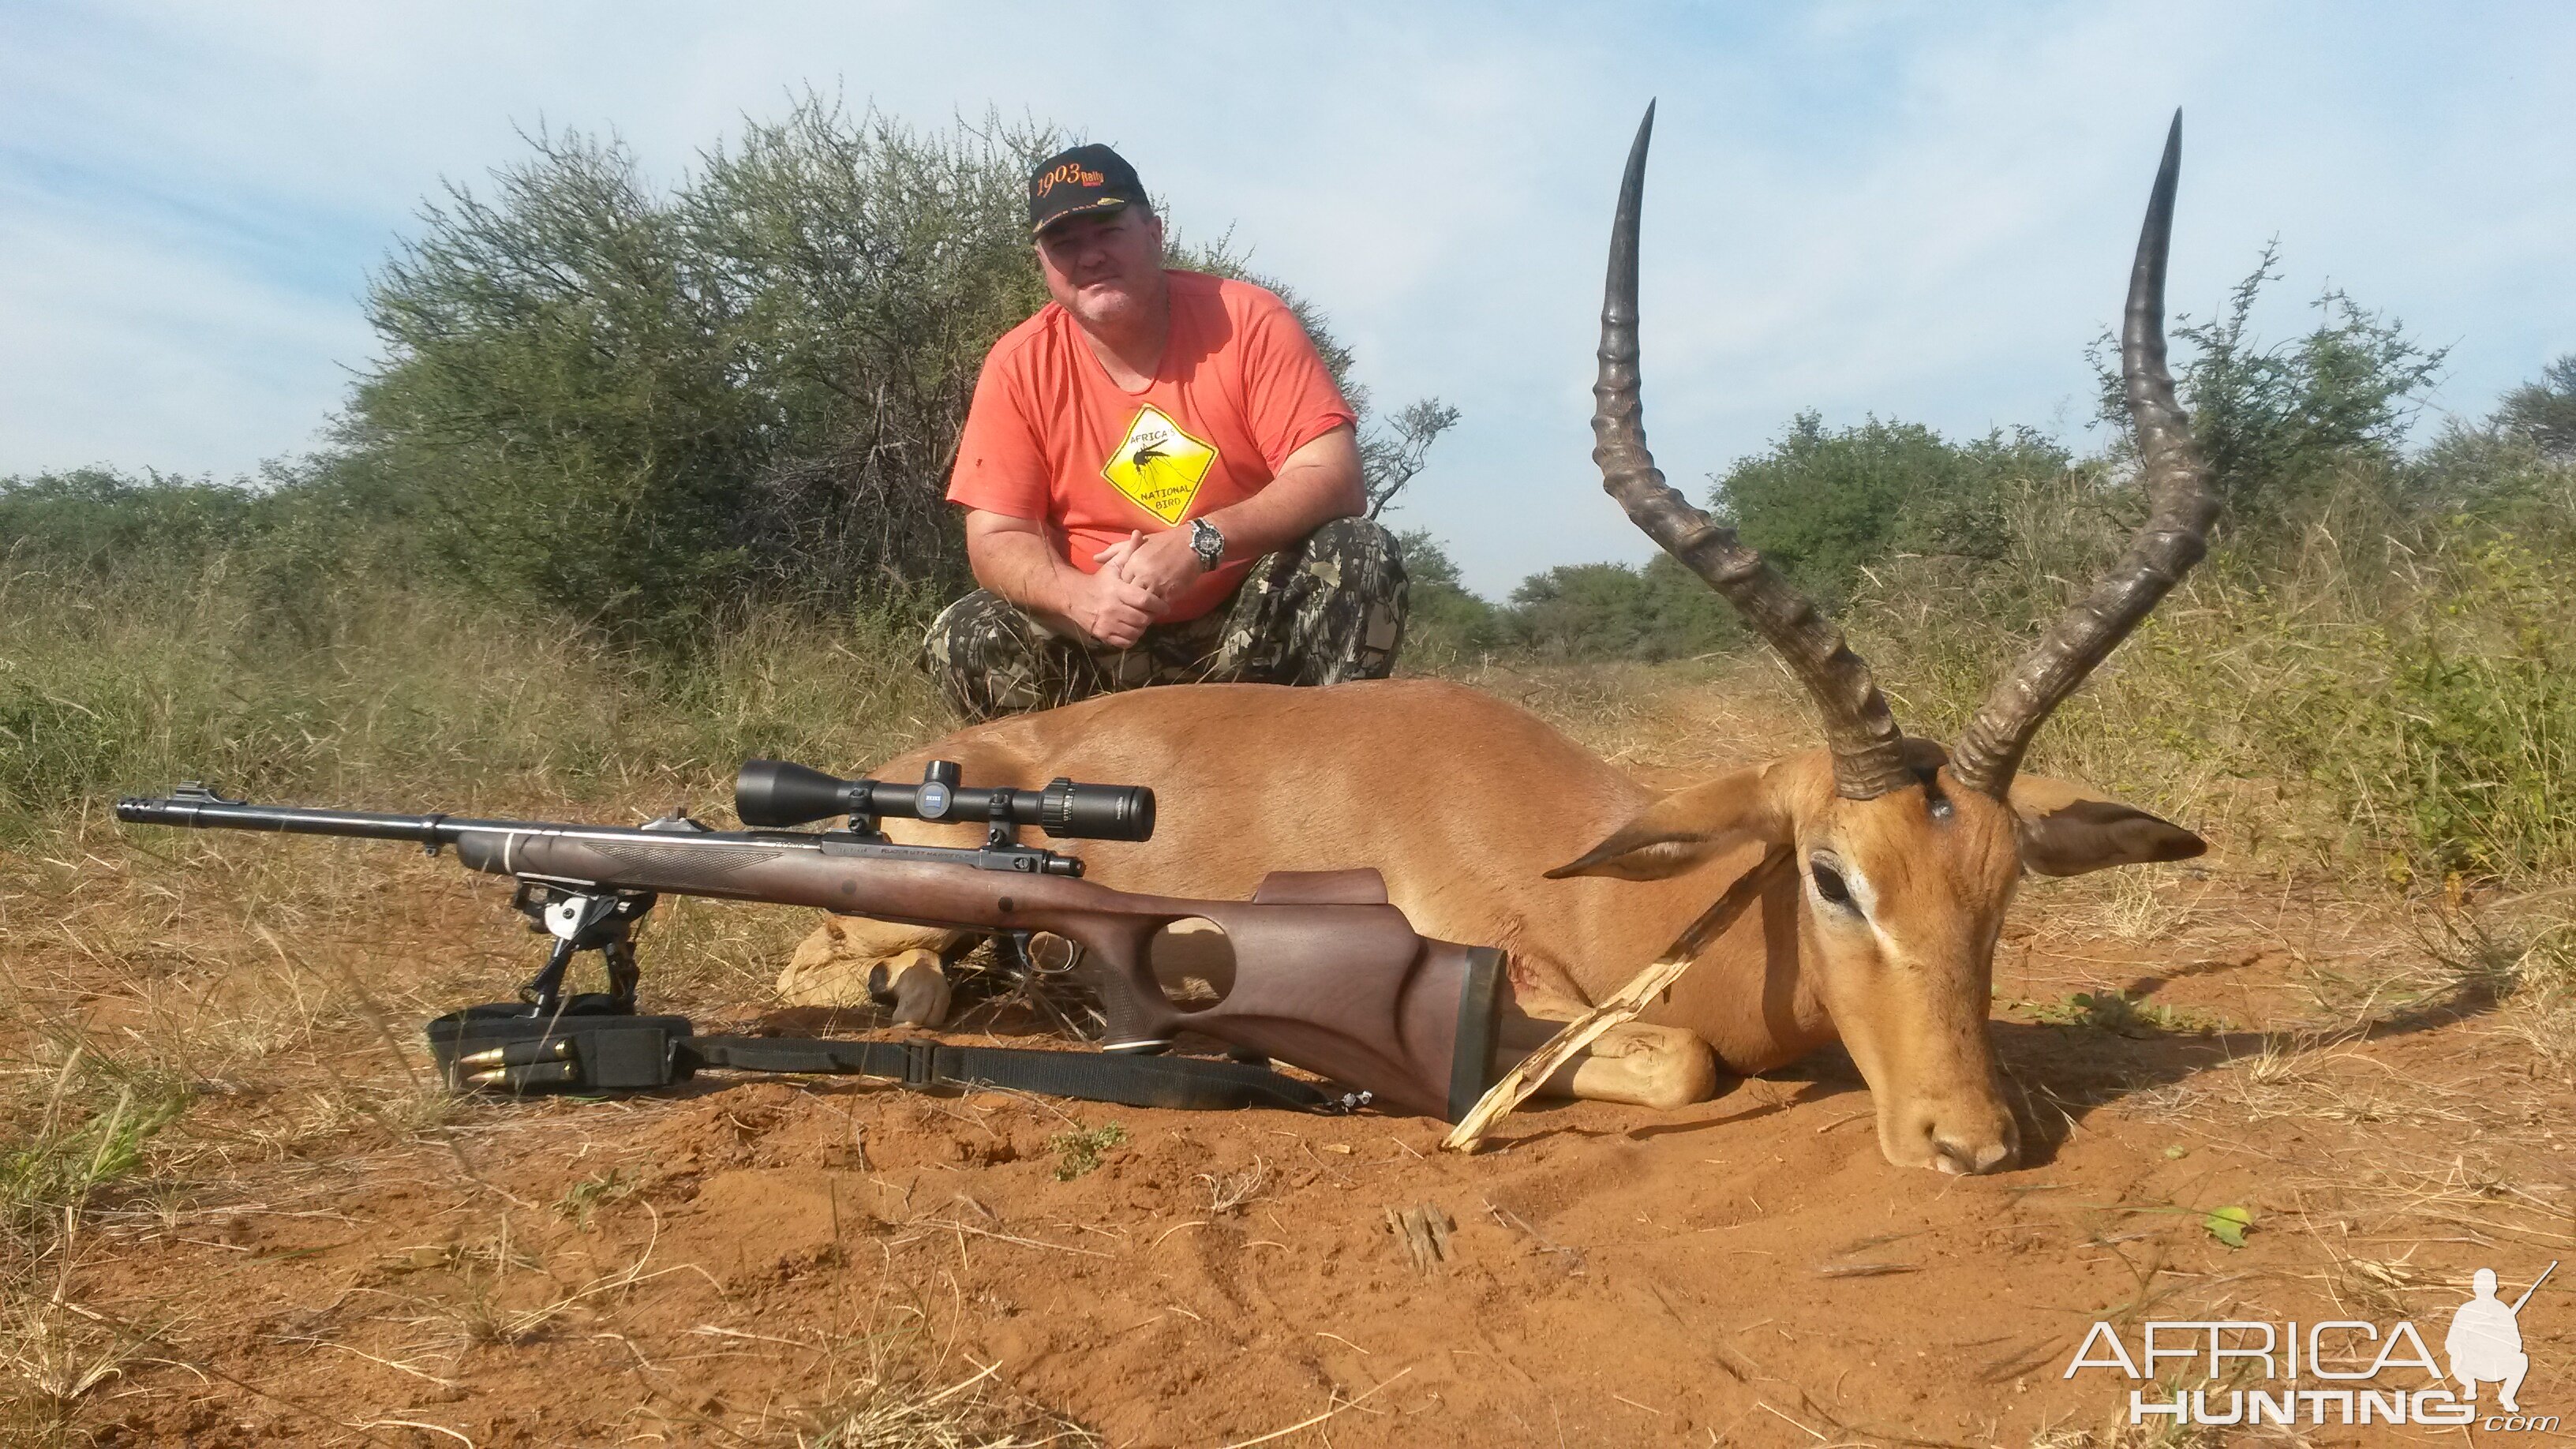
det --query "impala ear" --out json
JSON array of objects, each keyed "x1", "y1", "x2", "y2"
[
  {"x1": 2008, "y1": 776, "x2": 2206, "y2": 878},
  {"x1": 1547, "y1": 766, "x2": 1789, "y2": 882}
]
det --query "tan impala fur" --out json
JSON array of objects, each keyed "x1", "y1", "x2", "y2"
[
  {"x1": 779, "y1": 680, "x2": 2201, "y2": 1174},
  {"x1": 784, "y1": 110, "x2": 2218, "y2": 1174}
]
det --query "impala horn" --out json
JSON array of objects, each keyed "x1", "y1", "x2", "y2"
[
  {"x1": 1949, "y1": 112, "x2": 2218, "y2": 799},
  {"x1": 1589, "y1": 101, "x2": 1915, "y2": 800}
]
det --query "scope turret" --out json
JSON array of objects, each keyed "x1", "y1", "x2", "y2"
[{"x1": 734, "y1": 759, "x2": 1155, "y2": 842}]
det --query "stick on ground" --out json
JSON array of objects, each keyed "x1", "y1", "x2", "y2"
[{"x1": 1443, "y1": 846, "x2": 1793, "y2": 1152}]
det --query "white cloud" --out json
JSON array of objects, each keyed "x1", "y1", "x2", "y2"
[
  {"x1": 3, "y1": 1, "x2": 2570, "y2": 594},
  {"x1": 0, "y1": 193, "x2": 369, "y2": 473}
]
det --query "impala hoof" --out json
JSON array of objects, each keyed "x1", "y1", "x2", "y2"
[{"x1": 872, "y1": 949, "x2": 953, "y2": 1028}]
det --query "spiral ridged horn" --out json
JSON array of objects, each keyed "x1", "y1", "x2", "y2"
[
  {"x1": 1589, "y1": 102, "x2": 1915, "y2": 801},
  {"x1": 1949, "y1": 113, "x2": 2217, "y2": 797}
]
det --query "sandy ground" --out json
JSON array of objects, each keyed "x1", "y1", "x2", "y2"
[
  {"x1": 17, "y1": 858, "x2": 2569, "y2": 1448},
  {"x1": 6, "y1": 676, "x2": 2569, "y2": 1446}
]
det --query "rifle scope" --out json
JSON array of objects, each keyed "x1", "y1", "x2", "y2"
[{"x1": 736, "y1": 759, "x2": 1154, "y2": 841}]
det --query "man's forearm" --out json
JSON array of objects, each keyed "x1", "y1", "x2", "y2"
[
  {"x1": 968, "y1": 526, "x2": 1083, "y2": 620},
  {"x1": 1199, "y1": 427, "x2": 1364, "y2": 558}
]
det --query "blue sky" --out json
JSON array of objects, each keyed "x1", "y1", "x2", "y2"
[{"x1": 4, "y1": 2, "x2": 2570, "y2": 595}]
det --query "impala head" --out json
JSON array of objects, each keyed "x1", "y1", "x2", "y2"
[{"x1": 1549, "y1": 106, "x2": 2220, "y2": 1174}]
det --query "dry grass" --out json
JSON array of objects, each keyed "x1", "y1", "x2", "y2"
[
  {"x1": 788, "y1": 1358, "x2": 1100, "y2": 1449},
  {"x1": 0, "y1": 1230, "x2": 162, "y2": 1449},
  {"x1": 2419, "y1": 889, "x2": 2576, "y2": 1075},
  {"x1": 2031, "y1": 1401, "x2": 2309, "y2": 1448},
  {"x1": 1447, "y1": 657, "x2": 1803, "y2": 773},
  {"x1": 0, "y1": 565, "x2": 995, "y2": 1440},
  {"x1": 1197, "y1": 1158, "x2": 1269, "y2": 1216},
  {"x1": 0, "y1": 560, "x2": 950, "y2": 840},
  {"x1": 1857, "y1": 491, "x2": 2576, "y2": 888},
  {"x1": 7, "y1": 516, "x2": 2576, "y2": 1441}
]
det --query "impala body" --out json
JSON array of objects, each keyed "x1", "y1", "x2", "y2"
[{"x1": 784, "y1": 109, "x2": 2218, "y2": 1174}]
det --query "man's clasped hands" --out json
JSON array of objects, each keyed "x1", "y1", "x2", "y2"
[{"x1": 1069, "y1": 526, "x2": 1208, "y2": 649}]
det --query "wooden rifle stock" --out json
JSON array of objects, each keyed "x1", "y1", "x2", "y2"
[{"x1": 120, "y1": 790, "x2": 1507, "y2": 1119}]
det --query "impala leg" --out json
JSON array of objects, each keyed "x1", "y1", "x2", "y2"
[
  {"x1": 778, "y1": 915, "x2": 962, "y2": 1026},
  {"x1": 1497, "y1": 1001, "x2": 1719, "y2": 1110}
]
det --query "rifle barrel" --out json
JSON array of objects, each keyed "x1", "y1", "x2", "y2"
[
  {"x1": 2512, "y1": 1260, "x2": 2559, "y2": 1314},
  {"x1": 116, "y1": 796, "x2": 458, "y2": 844},
  {"x1": 114, "y1": 791, "x2": 1088, "y2": 879}
]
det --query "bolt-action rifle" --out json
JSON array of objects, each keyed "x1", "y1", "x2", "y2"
[{"x1": 117, "y1": 760, "x2": 1508, "y2": 1120}]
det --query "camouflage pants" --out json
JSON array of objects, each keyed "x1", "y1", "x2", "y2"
[{"x1": 923, "y1": 517, "x2": 1408, "y2": 721}]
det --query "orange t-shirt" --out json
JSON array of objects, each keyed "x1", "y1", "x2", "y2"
[{"x1": 947, "y1": 271, "x2": 1357, "y2": 623}]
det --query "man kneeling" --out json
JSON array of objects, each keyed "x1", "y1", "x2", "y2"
[{"x1": 923, "y1": 142, "x2": 1406, "y2": 721}]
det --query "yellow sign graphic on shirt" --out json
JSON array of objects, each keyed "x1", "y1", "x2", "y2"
[{"x1": 1101, "y1": 405, "x2": 1219, "y2": 524}]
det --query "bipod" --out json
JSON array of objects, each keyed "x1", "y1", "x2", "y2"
[{"x1": 511, "y1": 882, "x2": 654, "y2": 1015}]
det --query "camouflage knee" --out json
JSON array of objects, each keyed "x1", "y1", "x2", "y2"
[
  {"x1": 1216, "y1": 516, "x2": 1410, "y2": 686},
  {"x1": 920, "y1": 590, "x2": 1101, "y2": 721}
]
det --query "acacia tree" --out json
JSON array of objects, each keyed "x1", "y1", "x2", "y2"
[
  {"x1": 346, "y1": 105, "x2": 1055, "y2": 635},
  {"x1": 2495, "y1": 354, "x2": 2576, "y2": 462},
  {"x1": 685, "y1": 106, "x2": 1055, "y2": 608},
  {"x1": 2092, "y1": 242, "x2": 2447, "y2": 530},
  {"x1": 1709, "y1": 413, "x2": 2073, "y2": 611},
  {"x1": 1362, "y1": 399, "x2": 1462, "y2": 519},
  {"x1": 346, "y1": 97, "x2": 1449, "y2": 641}
]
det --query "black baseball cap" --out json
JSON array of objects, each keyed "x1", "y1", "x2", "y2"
[{"x1": 1028, "y1": 144, "x2": 1149, "y2": 237}]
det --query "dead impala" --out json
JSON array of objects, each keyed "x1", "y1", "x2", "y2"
[{"x1": 783, "y1": 108, "x2": 2217, "y2": 1174}]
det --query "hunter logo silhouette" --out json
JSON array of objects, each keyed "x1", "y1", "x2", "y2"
[
  {"x1": 1100, "y1": 405, "x2": 1216, "y2": 523},
  {"x1": 2062, "y1": 1257, "x2": 2560, "y2": 1428},
  {"x1": 2450, "y1": 1262, "x2": 2554, "y2": 1413}
]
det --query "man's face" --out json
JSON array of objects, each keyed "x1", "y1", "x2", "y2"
[{"x1": 1035, "y1": 206, "x2": 1166, "y2": 331}]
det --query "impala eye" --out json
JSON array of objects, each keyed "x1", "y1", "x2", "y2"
[{"x1": 1810, "y1": 858, "x2": 1855, "y2": 908}]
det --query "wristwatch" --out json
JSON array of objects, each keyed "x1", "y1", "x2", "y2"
[{"x1": 1186, "y1": 517, "x2": 1226, "y2": 570}]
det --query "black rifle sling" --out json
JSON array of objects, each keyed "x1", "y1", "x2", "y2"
[
  {"x1": 684, "y1": 1035, "x2": 1335, "y2": 1112},
  {"x1": 426, "y1": 1004, "x2": 1341, "y2": 1112}
]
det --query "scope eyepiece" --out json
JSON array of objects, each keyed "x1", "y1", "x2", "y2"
[
  {"x1": 735, "y1": 759, "x2": 1154, "y2": 842},
  {"x1": 1040, "y1": 776, "x2": 1154, "y2": 839}
]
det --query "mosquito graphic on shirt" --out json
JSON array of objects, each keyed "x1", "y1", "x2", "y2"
[{"x1": 1125, "y1": 435, "x2": 1187, "y2": 511}]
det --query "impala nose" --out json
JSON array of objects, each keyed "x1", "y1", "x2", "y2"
[
  {"x1": 1933, "y1": 1135, "x2": 2016, "y2": 1175},
  {"x1": 1900, "y1": 1099, "x2": 2019, "y2": 1175},
  {"x1": 1881, "y1": 1081, "x2": 2020, "y2": 1173}
]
